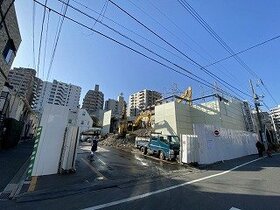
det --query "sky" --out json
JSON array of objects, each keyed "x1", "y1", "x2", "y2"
[{"x1": 12, "y1": 0, "x2": 280, "y2": 109}]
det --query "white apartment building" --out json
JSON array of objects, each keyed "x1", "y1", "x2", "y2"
[
  {"x1": 128, "y1": 89, "x2": 161, "y2": 117},
  {"x1": 32, "y1": 80, "x2": 81, "y2": 113},
  {"x1": 270, "y1": 105, "x2": 280, "y2": 140}
]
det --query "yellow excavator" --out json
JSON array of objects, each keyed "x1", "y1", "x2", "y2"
[
  {"x1": 133, "y1": 111, "x2": 152, "y2": 130},
  {"x1": 177, "y1": 86, "x2": 192, "y2": 105}
]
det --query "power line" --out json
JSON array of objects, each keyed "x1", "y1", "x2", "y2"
[
  {"x1": 145, "y1": 0, "x2": 247, "y2": 90},
  {"x1": 42, "y1": 9, "x2": 50, "y2": 80},
  {"x1": 32, "y1": 0, "x2": 36, "y2": 69},
  {"x1": 46, "y1": 0, "x2": 69, "y2": 81},
  {"x1": 205, "y1": 34, "x2": 280, "y2": 68},
  {"x1": 59, "y1": 0, "x2": 248, "y2": 99},
  {"x1": 107, "y1": 0, "x2": 252, "y2": 98},
  {"x1": 259, "y1": 79, "x2": 278, "y2": 106},
  {"x1": 178, "y1": 0, "x2": 278, "y2": 110},
  {"x1": 178, "y1": 0, "x2": 260, "y2": 79},
  {"x1": 58, "y1": 1, "x2": 215, "y2": 87},
  {"x1": 127, "y1": 0, "x2": 207, "y2": 63},
  {"x1": 36, "y1": 0, "x2": 48, "y2": 78},
  {"x1": 71, "y1": 0, "x2": 195, "y2": 67},
  {"x1": 35, "y1": 0, "x2": 239, "y2": 99},
  {"x1": 87, "y1": 0, "x2": 108, "y2": 36}
]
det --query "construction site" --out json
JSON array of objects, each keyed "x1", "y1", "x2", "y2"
[{"x1": 98, "y1": 86, "x2": 277, "y2": 165}]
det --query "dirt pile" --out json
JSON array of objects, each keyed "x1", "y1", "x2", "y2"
[
  {"x1": 98, "y1": 134, "x2": 136, "y2": 152},
  {"x1": 131, "y1": 128, "x2": 154, "y2": 137},
  {"x1": 99, "y1": 128, "x2": 154, "y2": 152}
]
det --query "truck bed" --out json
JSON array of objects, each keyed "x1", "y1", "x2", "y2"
[{"x1": 135, "y1": 137, "x2": 150, "y2": 148}]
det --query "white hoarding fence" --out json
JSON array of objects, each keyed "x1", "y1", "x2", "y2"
[
  {"x1": 181, "y1": 124, "x2": 258, "y2": 165},
  {"x1": 181, "y1": 134, "x2": 199, "y2": 164}
]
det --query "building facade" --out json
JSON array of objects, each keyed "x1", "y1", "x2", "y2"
[
  {"x1": 128, "y1": 89, "x2": 161, "y2": 116},
  {"x1": 7, "y1": 67, "x2": 36, "y2": 104},
  {"x1": 104, "y1": 93, "x2": 126, "y2": 118},
  {"x1": 82, "y1": 84, "x2": 104, "y2": 115},
  {"x1": 0, "y1": 0, "x2": 21, "y2": 92},
  {"x1": 270, "y1": 105, "x2": 280, "y2": 141},
  {"x1": 105, "y1": 99, "x2": 118, "y2": 116},
  {"x1": 32, "y1": 79, "x2": 81, "y2": 113}
]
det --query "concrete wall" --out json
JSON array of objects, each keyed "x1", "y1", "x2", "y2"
[
  {"x1": 155, "y1": 99, "x2": 251, "y2": 139},
  {"x1": 102, "y1": 110, "x2": 112, "y2": 135},
  {"x1": 154, "y1": 102, "x2": 178, "y2": 135},
  {"x1": 191, "y1": 99, "x2": 247, "y2": 131}
]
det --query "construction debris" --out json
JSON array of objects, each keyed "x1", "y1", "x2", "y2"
[
  {"x1": 99, "y1": 128, "x2": 154, "y2": 152},
  {"x1": 98, "y1": 134, "x2": 135, "y2": 152}
]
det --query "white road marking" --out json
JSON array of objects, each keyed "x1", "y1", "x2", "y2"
[
  {"x1": 83, "y1": 156, "x2": 265, "y2": 210},
  {"x1": 229, "y1": 207, "x2": 241, "y2": 210}
]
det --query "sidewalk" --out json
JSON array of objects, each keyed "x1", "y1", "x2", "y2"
[{"x1": 0, "y1": 140, "x2": 34, "y2": 192}]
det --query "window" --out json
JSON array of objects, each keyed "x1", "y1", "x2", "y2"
[{"x1": 3, "y1": 39, "x2": 15, "y2": 64}]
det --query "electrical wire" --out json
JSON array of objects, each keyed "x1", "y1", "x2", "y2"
[
  {"x1": 205, "y1": 34, "x2": 280, "y2": 68},
  {"x1": 46, "y1": 0, "x2": 69, "y2": 81},
  {"x1": 32, "y1": 0, "x2": 36, "y2": 69},
  {"x1": 42, "y1": 9, "x2": 50, "y2": 80},
  {"x1": 178, "y1": 0, "x2": 278, "y2": 109},
  {"x1": 87, "y1": 0, "x2": 108, "y2": 36},
  {"x1": 107, "y1": 0, "x2": 252, "y2": 99},
  {"x1": 71, "y1": 0, "x2": 195, "y2": 67},
  {"x1": 35, "y1": 0, "x2": 239, "y2": 99},
  {"x1": 58, "y1": 0, "x2": 248, "y2": 100},
  {"x1": 178, "y1": 0, "x2": 259, "y2": 79},
  {"x1": 36, "y1": 0, "x2": 48, "y2": 78}
]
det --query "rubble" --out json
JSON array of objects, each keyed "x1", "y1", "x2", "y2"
[
  {"x1": 98, "y1": 134, "x2": 135, "y2": 152},
  {"x1": 99, "y1": 128, "x2": 154, "y2": 152},
  {"x1": 131, "y1": 128, "x2": 154, "y2": 137}
]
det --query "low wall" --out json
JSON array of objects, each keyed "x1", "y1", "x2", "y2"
[{"x1": 182, "y1": 124, "x2": 258, "y2": 164}]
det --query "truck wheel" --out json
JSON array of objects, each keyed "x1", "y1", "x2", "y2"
[
  {"x1": 159, "y1": 151, "x2": 165, "y2": 160},
  {"x1": 141, "y1": 147, "x2": 147, "y2": 155}
]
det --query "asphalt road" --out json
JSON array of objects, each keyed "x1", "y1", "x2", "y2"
[
  {"x1": 33, "y1": 143, "x2": 189, "y2": 192},
  {"x1": 78, "y1": 143, "x2": 188, "y2": 180},
  {"x1": 1, "y1": 148, "x2": 279, "y2": 210}
]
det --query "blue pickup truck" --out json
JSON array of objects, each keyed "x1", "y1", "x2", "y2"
[{"x1": 135, "y1": 135, "x2": 180, "y2": 160}]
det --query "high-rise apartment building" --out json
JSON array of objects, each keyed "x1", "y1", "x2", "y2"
[
  {"x1": 0, "y1": 0, "x2": 21, "y2": 92},
  {"x1": 104, "y1": 93, "x2": 126, "y2": 117},
  {"x1": 270, "y1": 105, "x2": 280, "y2": 141},
  {"x1": 82, "y1": 85, "x2": 104, "y2": 115},
  {"x1": 33, "y1": 80, "x2": 81, "y2": 113},
  {"x1": 105, "y1": 99, "x2": 118, "y2": 116},
  {"x1": 128, "y1": 89, "x2": 161, "y2": 116},
  {"x1": 7, "y1": 67, "x2": 36, "y2": 103}
]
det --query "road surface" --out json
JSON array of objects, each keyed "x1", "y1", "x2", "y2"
[{"x1": 1, "y1": 147, "x2": 279, "y2": 210}]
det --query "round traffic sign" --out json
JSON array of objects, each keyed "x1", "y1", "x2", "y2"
[{"x1": 214, "y1": 130, "x2": 220, "y2": 136}]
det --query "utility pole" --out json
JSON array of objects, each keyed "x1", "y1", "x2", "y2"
[{"x1": 249, "y1": 79, "x2": 264, "y2": 143}]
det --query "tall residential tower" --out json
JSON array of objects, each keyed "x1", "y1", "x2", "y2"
[
  {"x1": 32, "y1": 80, "x2": 81, "y2": 113},
  {"x1": 128, "y1": 89, "x2": 161, "y2": 116},
  {"x1": 82, "y1": 85, "x2": 104, "y2": 115}
]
